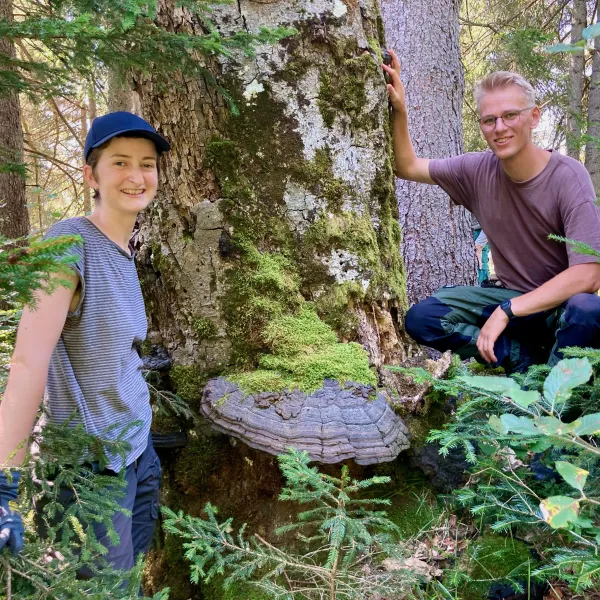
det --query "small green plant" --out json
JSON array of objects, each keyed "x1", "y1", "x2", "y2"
[
  {"x1": 401, "y1": 353, "x2": 600, "y2": 594},
  {"x1": 162, "y1": 448, "x2": 416, "y2": 599}
]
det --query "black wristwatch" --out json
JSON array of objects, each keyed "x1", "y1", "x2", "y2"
[{"x1": 499, "y1": 299, "x2": 514, "y2": 320}]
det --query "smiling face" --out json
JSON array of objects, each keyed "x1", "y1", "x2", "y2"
[
  {"x1": 478, "y1": 84, "x2": 540, "y2": 161},
  {"x1": 83, "y1": 136, "x2": 159, "y2": 216}
]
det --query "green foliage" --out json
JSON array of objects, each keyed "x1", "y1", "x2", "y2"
[
  {"x1": 0, "y1": 234, "x2": 82, "y2": 393},
  {"x1": 417, "y1": 352, "x2": 600, "y2": 593},
  {"x1": 1, "y1": 423, "x2": 169, "y2": 599},
  {"x1": 162, "y1": 448, "x2": 416, "y2": 599},
  {"x1": 0, "y1": 0, "x2": 295, "y2": 112}
]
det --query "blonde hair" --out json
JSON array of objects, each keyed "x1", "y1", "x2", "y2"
[{"x1": 474, "y1": 71, "x2": 536, "y2": 112}]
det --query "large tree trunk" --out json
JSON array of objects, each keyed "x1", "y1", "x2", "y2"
[
  {"x1": 0, "y1": 0, "x2": 29, "y2": 239},
  {"x1": 136, "y1": 1, "x2": 409, "y2": 376},
  {"x1": 135, "y1": 2, "x2": 411, "y2": 595},
  {"x1": 566, "y1": 0, "x2": 586, "y2": 160},
  {"x1": 380, "y1": 0, "x2": 476, "y2": 305},
  {"x1": 585, "y1": 26, "x2": 600, "y2": 194}
]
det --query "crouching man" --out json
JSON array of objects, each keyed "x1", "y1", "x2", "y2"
[{"x1": 383, "y1": 51, "x2": 600, "y2": 372}]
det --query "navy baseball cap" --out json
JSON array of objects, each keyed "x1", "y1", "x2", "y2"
[{"x1": 84, "y1": 111, "x2": 170, "y2": 161}]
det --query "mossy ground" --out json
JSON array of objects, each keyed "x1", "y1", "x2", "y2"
[{"x1": 445, "y1": 534, "x2": 535, "y2": 600}]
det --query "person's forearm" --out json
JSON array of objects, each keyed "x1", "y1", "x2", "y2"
[
  {"x1": 392, "y1": 109, "x2": 419, "y2": 178},
  {"x1": 0, "y1": 359, "x2": 48, "y2": 467},
  {"x1": 511, "y1": 264, "x2": 600, "y2": 317}
]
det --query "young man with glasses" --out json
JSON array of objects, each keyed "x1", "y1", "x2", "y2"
[{"x1": 382, "y1": 50, "x2": 600, "y2": 372}]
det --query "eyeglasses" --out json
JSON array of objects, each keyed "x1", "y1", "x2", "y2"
[{"x1": 478, "y1": 106, "x2": 535, "y2": 131}]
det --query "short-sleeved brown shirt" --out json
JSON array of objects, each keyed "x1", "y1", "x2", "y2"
[{"x1": 429, "y1": 150, "x2": 600, "y2": 292}]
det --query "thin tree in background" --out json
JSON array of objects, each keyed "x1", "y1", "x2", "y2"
[
  {"x1": 566, "y1": 0, "x2": 587, "y2": 159},
  {"x1": 585, "y1": 16, "x2": 600, "y2": 193},
  {"x1": 0, "y1": 0, "x2": 29, "y2": 238},
  {"x1": 381, "y1": 0, "x2": 476, "y2": 304}
]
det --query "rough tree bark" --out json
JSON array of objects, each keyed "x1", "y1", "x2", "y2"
[
  {"x1": 380, "y1": 0, "x2": 476, "y2": 305},
  {"x1": 0, "y1": 0, "x2": 29, "y2": 239},
  {"x1": 135, "y1": 1, "x2": 413, "y2": 594},
  {"x1": 567, "y1": 0, "x2": 586, "y2": 160},
  {"x1": 585, "y1": 27, "x2": 600, "y2": 193}
]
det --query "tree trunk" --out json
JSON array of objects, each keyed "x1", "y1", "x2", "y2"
[
  {"x1": 585, "y1": 26, "x2": 600, "y2": 194},
  {"x1": 380, "y1": 0, "x2": 476, "y2": 305},
  {"x1": 107, "y1": 68, "x2": 135, "y2": 113},
  {"x1": 0, "y1": 0, "x2": 29, "y2": 239},
  {"x1": 136, "y1": 0, "x2": 409, "y2": 377},
  {"x1": 135, "y1": 4, "x2": 412, "y2": 593},
  {"x1": 81, "y1": 104, "x2": 91, "y2": 213},
  {"x1": 566, "y1": 0, "x2": 586, "y2": 160}
]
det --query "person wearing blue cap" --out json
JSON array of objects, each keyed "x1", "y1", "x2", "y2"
[{"x1": 0, "y1": 112, "x2": 170, "y2": 575}]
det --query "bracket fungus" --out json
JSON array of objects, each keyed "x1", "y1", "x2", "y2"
[{"x1": 200, "y1": 378, "x2": 410, "y2": 465}]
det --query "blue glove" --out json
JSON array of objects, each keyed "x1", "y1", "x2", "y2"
[{"x1": 0, "y1": 470, "x2": 24, "y2": 555}]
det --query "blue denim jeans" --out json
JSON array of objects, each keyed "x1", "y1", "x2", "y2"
[
  {"x1": 405, "y1": 287, "x2": 600, "y2": 373},
  {"x1": 35, "y1": 435, "x2": 162, "y2": 575}
]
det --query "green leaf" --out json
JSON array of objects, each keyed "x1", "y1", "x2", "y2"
[
  {"x1": 573, "y1": 413, "x2": 600, "y2": 436},
  {"x1": 489, "y1": 415, "x2": 508, "y2": 434},
  {"x1": 480, "y1": 442, "x2": 497, "y2": 455},
  {"x1": 555, "y1": 461, "x2": 588, "y2": 492},
  {"x1": 544, "y1": 40, "x2": 586, "y2": 53},
  {"x1": 543, "y1": 358, "x2": 592, "y2": 413},
  {"x1": 540, "y1": 496, "x2": 580, "y2": 528},
  {"x1": 500, "y1": 414, "x2": 539, "y2": 436},
  {"x1": 507, "y1": 388, "x2": 541, "y2": 408},
  {"x1": 536, "y1": 416, "x2": 577, "y2": 436},
  {"x1": 459, "y1": 375, "x2": 519, "y2": 393},
  {"x1": 572, "y1": 516, "x2": 594, "y2": 528},
  {"x1": 583, "y1": 22, "x2": 600, "y2": 40},
  {"x1": 527, "y1": 438, "x2": 553, "y2": 453}
]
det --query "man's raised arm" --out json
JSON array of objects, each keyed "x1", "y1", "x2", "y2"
[{"x1": 383, "y1": 50, "x2": 435, "y2": 184}]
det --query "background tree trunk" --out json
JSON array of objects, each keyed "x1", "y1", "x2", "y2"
[
  {"x1": 0, "y1": 0, "x2": 29, "y2": 239},
  {"x1": 107, "y1": 69, "x2": 136, "y2": 113},
  {"x1": 585, "y1": 21, "x2": 600, "y2": 194},
  {"x1": 380, "y1": 0, "x2": 476, "y2": 305},
  {"x1": 566, "y1": 0, "x2": 586, "y2": 160}
]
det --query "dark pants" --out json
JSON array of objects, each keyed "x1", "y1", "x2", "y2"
[
  {"x1": 405, "y1": 286, "x2": 600, "y2": 372},
  {"x1": 35, "y1": 435, "x2": 162, "y2": 575}
]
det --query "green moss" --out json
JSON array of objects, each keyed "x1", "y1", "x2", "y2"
[
  {"x1": 403, "y1": 401, "x2": 449, "y2": 451},
  {"x1": 173, "y1": 432, "x2": 226, "y2": 493},
  {"x1": 387, "y1": 488, "x2": 441, "y2": 539},
  {"x1": 169, "y1": 365, "x2": 205, "y2": 403},
  {"x1": 312, "y1": 282, "x2": 361, "y2": 339},
  {"x1": 447, "y1": 534, "x2": 534, "y2": 600},
  {"x1": 229, "y1": 305, "x2": 376, "y2": 394},
  {"x1": 194, "y1": 317, "x2": 218, "y2": 340},
  {"x1": 317, "y1": 52, "x2": 379, "y2": 130}
]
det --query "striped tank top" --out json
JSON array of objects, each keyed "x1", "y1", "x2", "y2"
[{"x1": 43, "y1": 217, "x2": 151, "y2": 471}]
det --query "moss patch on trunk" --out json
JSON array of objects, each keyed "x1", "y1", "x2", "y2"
[{"x1": 229, "y1": 305, "x2": 376, "y2": 394}]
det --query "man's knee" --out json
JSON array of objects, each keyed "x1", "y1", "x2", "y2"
[
  {"x1": 405, "y1": 296, "x2": 451, "y2": 344},
  {"x1": 563, "y1": 293, "x2": 600, "y2": 328}
]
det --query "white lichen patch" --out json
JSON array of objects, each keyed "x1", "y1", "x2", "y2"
[
  {"x1": 243, "y1": 79, "x2": 265, "y2": 102},
  {"x1": 282, "y1": 181, "x2": 324, "y2": 232},
  {"x1": 332, "y1": 0, "x2": 348, "y2": 17},
  {"x1": 323, "y1": 249, "x2": 370, "y2": 291}
]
